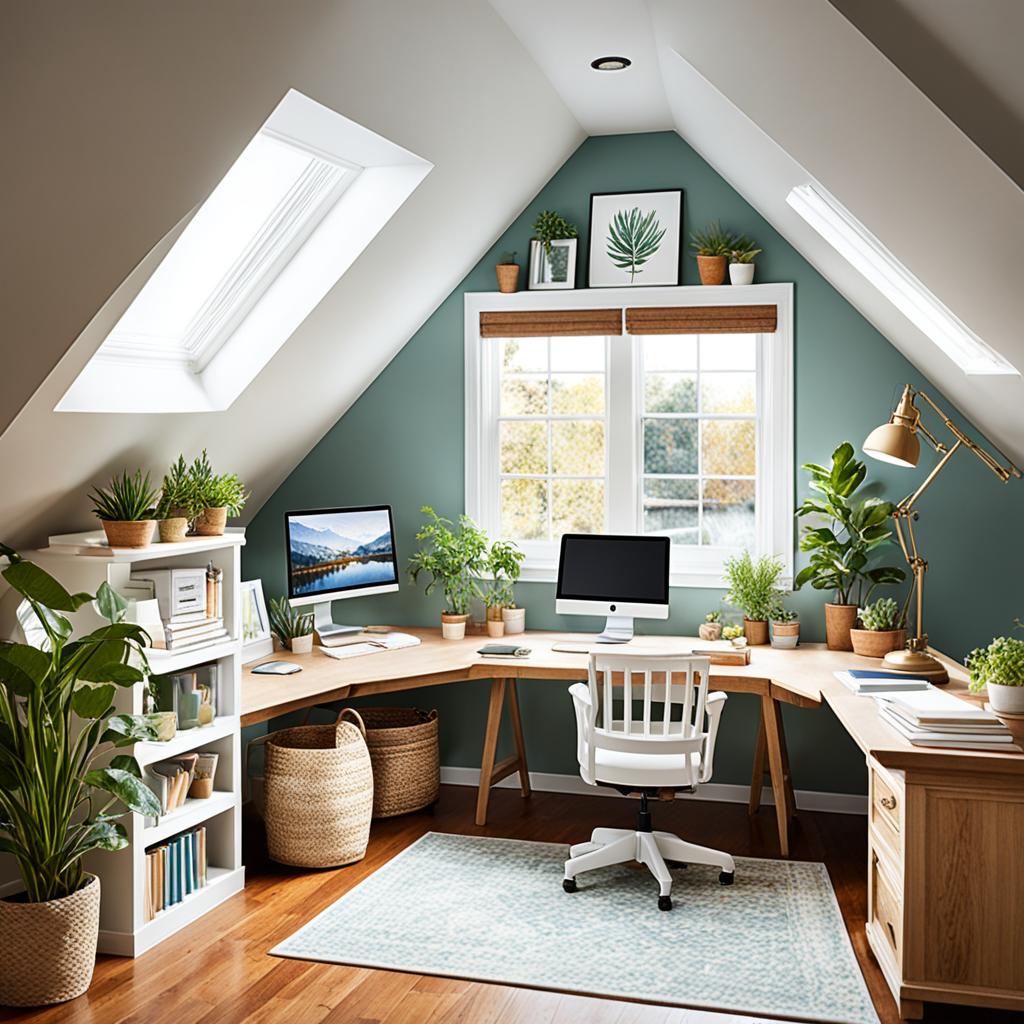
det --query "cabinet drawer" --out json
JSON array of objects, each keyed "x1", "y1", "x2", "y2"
[
  {"x1": 871, "y1": 850, "x2": 903, "y2": 970},
  {"x1": 870, "y1": 764, "x2": 903, "y2": 852}
]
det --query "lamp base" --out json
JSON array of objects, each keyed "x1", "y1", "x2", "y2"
[{"x1": 882, "y1": 647, "x2": 949, "y2": 685}]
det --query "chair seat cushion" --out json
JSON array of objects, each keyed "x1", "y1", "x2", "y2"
[{"x1": 592, "y1": 746, "x2": 701, "y2": 788}]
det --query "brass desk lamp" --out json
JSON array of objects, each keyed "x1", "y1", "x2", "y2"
[{"x1": 863, "y1": 385, "x2": 1020, "y2": 683}]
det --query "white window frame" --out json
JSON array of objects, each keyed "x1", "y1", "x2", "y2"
[{"x1": 465, "y1": 284, "x2": 793, "y2": 590}]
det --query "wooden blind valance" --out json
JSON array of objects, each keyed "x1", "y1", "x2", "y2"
[
  {"x1": 625, "y1": 304, "x2": 777, "y2": 335},
  {"x1": 479, "y1": 309, "x2": 623, "y2": 338}
]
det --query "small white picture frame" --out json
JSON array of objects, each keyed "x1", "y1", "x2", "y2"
[
  {"x1": 240, "y1": 579, "x2": 273, "y2": 665},
  {"x1": 528, "y1": 238, "x2": 577, "y2": 290}
]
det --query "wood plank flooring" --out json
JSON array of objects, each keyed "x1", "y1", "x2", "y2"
[{"x1": 0, "y1": 785, "x2": 1018, "y2": 1024}]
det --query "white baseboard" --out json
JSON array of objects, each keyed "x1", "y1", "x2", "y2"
[{"x1": 440, "y1": 766, "x2": 868, "y2": 816}]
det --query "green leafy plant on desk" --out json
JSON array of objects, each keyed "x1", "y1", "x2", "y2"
[
  {"x1": 966, "y1": 633, "x2": 1024, "y2": 715},
  {"x1": 722, "y1": 550, "x2": 785, "y2": 646},
  {"x1": 482, "y1": 539, "x2": 525, "y2": 638},
  {"x1": 269, "y1": 595, "x2": 315, "y2": 654}
]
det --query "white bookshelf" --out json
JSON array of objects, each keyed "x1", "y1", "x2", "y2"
[{"x1": 34, "y1": 528, "x2": 246, "y2": 957}]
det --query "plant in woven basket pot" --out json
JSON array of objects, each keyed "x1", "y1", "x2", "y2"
[
  {"x1": 722, "y1": 551, "x2": 785, "y2": 646},
  {"x1": 0, "y1": 546, "x2": 161, "y2": 1007},
  {"x1": 187, "y1": 450, "x2": 248, "y2": 536},
  {"x1": 89, "y1": 468, "x2": 159, "y2": 549},
  {"x1": 690, "y1": 220, "x2": 738, "y2": 285},
  {"x1": 728, "y1": 236, "x2": 762, "y2": 285},
  {"x1": 156, "y1": 455, "x2": 202, "y2": 543},
  {"x1": 967, "y1": 633, "x2": 1024, "y2": 716},
  {"x1": 408, "y1": 506, "x2": 488, "y2": 640},
  {"x1": 850, "y1": 596, "x2": 907, "y2": 659},
  {"x1": 698, "y1": 610, "x2": 723, "y2": 642},
  {"x1": 770, "y1": 605, "x2": 800, "y2": 649},
  {"x1": 268, "y1": 595, "x2": 315, "y2": 654},
  {"x1": 495, "y1": 251, "x2": 519, "y2": 294},
  {"x1": 482, "y1": 539, "x2": 525, "y2": 637}
]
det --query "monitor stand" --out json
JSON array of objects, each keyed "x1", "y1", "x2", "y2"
[
  {"x1": 312, "y1": 601, "x2": 363, "y2": 647},
  {"x1": 596, "y1": 615, "x2": 634, "y2": 644}
]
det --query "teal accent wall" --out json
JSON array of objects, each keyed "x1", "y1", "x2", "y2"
[{"x1": 242, "y1": 132, "x2": 1023, "y2": 797}]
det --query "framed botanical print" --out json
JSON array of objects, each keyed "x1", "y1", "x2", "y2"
[{"x1": 587, "y1": 189, "x2": 683, "y2": 288}]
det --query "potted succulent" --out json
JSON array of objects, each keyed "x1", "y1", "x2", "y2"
[
  {"x1": 0, "y1": 546, "x2": 161, "y2": 1006},
  {"x1": 156, "y1": 455, "x2": 197, "y2": 543},
  {"x1": 850, "y1": 596, "x2": 907, "y2": 658},
  {"x1": 770, "y1": 606, "x2": 800, "y2": 649},
  {"x1": 530, "y1": 210, "x2": 578, "y2": 288},
  {"x1": 795, "y1": 443, "x2": 905, "y2": 651},
  {"x1": 269, "y1": 595, "x2": 315, "y2": 654},
  {"x1": 409, "y1": 506, "x2": 488, "y2": 640},
  {"x1": 188, "y1": 450, "x2": 248, "y2": 536},
  {"x1": 495, "y1": 251, "x2": 519, "y2": 294},
  {"x1": 483, "y1": 539, "x2": 525, "y2": 637},
  {"x1": 729, "y1": 236, "x2": 762, "y2": 285},
  {"x1": 721, "y1": 624, "x2": 746, "y2": 648},
  {"x1": 722, "y1": 551, "x2": 785, "y2": 646},
  {"x1": 690, "y1": 221, "x2": 737, "y2": 285},
  {"x1": 698, "y1": 611, "x2": 723, "y2": 641},
  {"x1": 967, "y1": 634, "x2": 1024, "y2": 715},
  {"x1": 89, "y1": 468, "x2": 159, "y2": 548}
]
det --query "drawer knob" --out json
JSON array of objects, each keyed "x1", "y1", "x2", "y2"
[{"x1": 880, "y1": 795, "x2": 897, "y2": 811}]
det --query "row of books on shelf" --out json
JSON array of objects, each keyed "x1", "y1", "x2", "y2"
[
  {"x1": 122, "y1": 566, "x2": 229, "y2": 653},
  {"x1": 144, "y1": 826, "x2": 209, "y2": 922},
  {"x1": 143, "y1": 752, "x2": 219, "y2": 821}
]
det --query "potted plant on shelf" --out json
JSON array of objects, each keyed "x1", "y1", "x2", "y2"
[
  {"x1": 770, "y1": 606, "x2": 800, "y2": 649},
  {"x1": 967, "y1": 634, "x2": 1024, "y2": 716},
  {"x1": 409, "y1": 506, "x2": 488, "y2": 640},
  {"x1": 268, "y1": 595, "x2": 315, "y2": 654},
  {"x1": 795, "y1": 442, "x2": 906, "y2": 651},
  {"x1": 698, "y1": 611, "x2": 723, "y2": 641},
  {"x1": 0, "y1": 546, "x2": 161, "y2": 1007},
  {"x1": 690, "y1": 221, "x2": 737, "y2": 285},
  {"x1": 530, "y1": 210, "x2": 578, "y2": 289},
  {"x1": 850, "y1": 596, "x2": 907, "y2": 658},
  {"x1": 188, "y1": 450, "x2": 248, "y2": 537},
  {"x1": 729, "y1": 236, "x2": 762, "y2": 285},
  {"x1": 156, "y1": 455, "x2": 197, "y2": 543},
  {"x1": 495, "y1": 251, "x2": 519, "y2": 294},
  {"x1": 483, "y1": 539, "x2": 525, "y2": 637},
  {"x1": 89, "y1": 468, "x2": 159, "y2": 548},
  {"x1": 722, "y1": 550, "x2": 785, "y2": 646}
]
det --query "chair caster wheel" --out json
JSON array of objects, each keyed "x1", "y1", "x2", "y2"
[
  {"x1": 563, "y1": 878, "x2": 577, "y2": 893},
  {"x1": 658, "y1": 895, "x2": 672, "y2": 911},
  {"x1": 719, "y1": 871, "x2": 734, "y2": 886}
]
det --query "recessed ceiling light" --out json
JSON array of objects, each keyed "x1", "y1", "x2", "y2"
[{"x1": 591, "y1": 56, "x2": 631, "y2": 71}]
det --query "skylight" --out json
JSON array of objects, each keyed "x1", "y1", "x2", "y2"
[{"x1": 57, "y1": 90, "x2": 432, "y2": 413}]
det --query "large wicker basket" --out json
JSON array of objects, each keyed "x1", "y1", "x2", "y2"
[
  {"x1": 262, "y1": 708, "x2": 373, "y2": 868},
  {"x1": 358, "y1": 707, "x2": 440, "y2": 818}
]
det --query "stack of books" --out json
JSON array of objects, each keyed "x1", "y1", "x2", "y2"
[
  {"x1": 834, "y1": 669, "x2": 931, "y2": 695},
  {"x1": 162, "y1": 614, "x2": 229, "y2": 652},
  {"x1": 144, "y1": 826, "x2": 208, "y2": 922},
  {"x1": 876, "y1": 689, "x2": 1021, "y2": 751},
  {"x1": 144, "y1": 754, "x2": 198, "y2": 820}
]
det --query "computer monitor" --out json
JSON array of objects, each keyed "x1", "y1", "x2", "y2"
[
  {"x1": 285, "y1": 505, "x2": 399, "y2": 643},
  {"x1": 555, "y1": 533, "x2": 670, "y2": 643}
]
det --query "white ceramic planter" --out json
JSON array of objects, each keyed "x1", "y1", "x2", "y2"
[
  {"x1": 441, "y1": 614, "x2": 469, "y2": 640},
  {"x1": 729, "y1": 262, "x2": 755, "y2": 285},
  {"x1": 502, "y1": 606, "x2": 526, "y2": 635},
  {"x1": 987, "y1": 682, "x2": 1024, "y2": 715},
  {"x1": 290, "y1": 634, "x2": 313, "y2": 655},
  {"x1": 770, "y1": 622, "x2": 800, "y2": 649}
]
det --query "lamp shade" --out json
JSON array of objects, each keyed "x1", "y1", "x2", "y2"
[{"x1": 863, "y1": 422, "x2": 920, "y2": 468}]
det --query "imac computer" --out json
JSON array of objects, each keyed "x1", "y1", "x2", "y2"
[
  {"x1": 285, "y1": 505, "x2": 399, "y2": 645},
  {"x1": 555, "y1": 533, "x2": 670, "y2": 643}
]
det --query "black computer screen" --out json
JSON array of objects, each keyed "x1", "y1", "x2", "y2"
[{"x1": 556, "y1": 534, "x2": 670, "y2": 605}]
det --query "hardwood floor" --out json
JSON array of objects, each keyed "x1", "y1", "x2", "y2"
[{"x1": 1, "y1": 785, "x2": 1019, "y2": 1024}]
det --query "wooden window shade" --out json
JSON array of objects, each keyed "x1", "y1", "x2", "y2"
[
  {"x1": 479, "y1": 309, "x2": 623, "y2": 338},
  {"x1": 625, "y1": 305, "x2": 778, "y2": 335}
]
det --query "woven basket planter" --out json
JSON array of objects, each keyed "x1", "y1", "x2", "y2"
[
  {"x1": 193, "y1": 506, "x2": 228, "y2": 536},
  {"x1": 0, "y1": 875, "x2": 100, "y2": 1007},
  {"x1": 263, "y1": 708, "x2": 373, "y2": 868},
  {"x1": 358, "y1": 707, "x2": 440, "y2": 818}
]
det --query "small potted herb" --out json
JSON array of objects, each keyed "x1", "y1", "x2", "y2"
[
  {"x1": 721, "y1": 624, "x2": 746, "y2": 647},
  {"x1": 850, "y1": 596, "x2": 907, "y2": 658},
  {"x1": 188, "y1": 450, "x2": 248, "y2": 536},
  {"x1": 723, "y1": 550, "x2": 785, "y2": 646},
  {"x1": 156, "y1": 455, "x2": 197, "y2": 543},
  {"x1": 483, "y1": 539, "x2": 525, "y2": 637},
  {"x1": 699, "y1": 611, "x2": 723, "y2": 641},
  {"x1": 967, "y1": 635, "x2": 1024, "y2": 715},
  {"x1": 409, "y1": 506, "x2": 489, "y2": 639},
  {"x1": 770, "y1": 606, "x2": 800, "y2": 649},
  {"x1": 690, "y1": 221, "x2": 737, "y2": 285},
  {"x1": 495, "y1": 251, "x2": 519, "y2": 294},
  {"x1": 269, "y1": 595, "x2": 315, "y2": 654},
  {"x1": 89, "y1": 469, "x2": 159, "y2": 548},
  {"x1": 729, "y1": 236, "x2": 762, "y2": 285}
]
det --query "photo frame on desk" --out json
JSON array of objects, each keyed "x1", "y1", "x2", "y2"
[{"x1": 241, "y1": 579, "x2": 274, "y2": 664}]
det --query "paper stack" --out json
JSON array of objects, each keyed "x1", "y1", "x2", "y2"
[{"x1": 876, "y1": 688, "x2": 1021, "y2": 751}]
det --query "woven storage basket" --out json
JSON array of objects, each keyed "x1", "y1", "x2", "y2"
[
  {"x1": 359, "y1": 707, "x2": 440, "y2": 818},
  {"x1": 262, "y1": 708, "x2": 373, "y2": 868}
]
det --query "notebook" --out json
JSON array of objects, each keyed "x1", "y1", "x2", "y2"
[
  {"x1": 834, "y1": 669, "x2": 932, "y2": 695},
  {"x1": 878, "y1": 687, "x2": 997, "y2": 724},
  {"x1": 319, "y1": 632, "x2": 422, "y2": 660},
  {"x1": 880, "y1": 706, "x2": 1020, "y2": 751}
]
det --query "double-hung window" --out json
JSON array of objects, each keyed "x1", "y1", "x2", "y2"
[{"x1": 466, "y1": 287, "x2": 793, "y2": 588}]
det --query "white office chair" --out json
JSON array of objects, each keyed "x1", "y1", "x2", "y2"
[{"x1": 564, "y1": 652, "x2": 735, "y2": 910}]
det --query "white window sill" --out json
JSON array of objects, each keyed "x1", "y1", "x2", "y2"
[{"x1": 517, "y1": 562, "x2": 794, "y2": 592}]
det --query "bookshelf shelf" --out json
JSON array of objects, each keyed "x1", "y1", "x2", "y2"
[
  {"x1": 147, "y1": 637, "x2": 240, "y2": 675},
  {"x1": 135, "y1": 716, "x2": 237, "y2": 765},
  {"x1": 143, "y1": 791, "x2": 236, "y2": 845}
]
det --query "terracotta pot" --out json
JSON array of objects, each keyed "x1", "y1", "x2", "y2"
[
  {"x1": 743, "y1": 618, "x2": 769, "y2": 646},
  {"x1": 502, "y1": 606, "x2": 526, "y2": 635},
  {"x1": 696, "y1": 254, "x2": 727, "y2": 285},
  {"x1": 825, "y1": 603, "x2": 858, "y2": 651},
  {"x1": 158, "y1": 517, "x2": 189, "y2": 543},
  {"x1": 698, "y1": 621, "x2": 723, "y2": 641},
  {"x1": 0, "y1": 875, "x2": 100, "y2": 1006},
  {"x1": 100, "y1": 519, "x2": 155, "y2": 549},
  {"x1": 289, "y1": 634, "x2": 313, "y2": 655},
  {"x1": 729, "y1": 262, "x2": 756, "y2": 285},
  {"x1": 987, "y1": 682, "x2": 1024, "y2": 716},
  {"x1": 441, "y1": 613, "x2": 469, "y2": 640},
  {"x1": 193, "y1": 506, "x2": 228, "y2": 536},
  {"x1": 771, "y1": 620, "x2": 800, "y2": 650},
  {"x1": 495, "y1": 264, "x2": 519, "y2": 294},
  {"x1": 850, "y1": 628, "x2": 906, "y2": 659}
]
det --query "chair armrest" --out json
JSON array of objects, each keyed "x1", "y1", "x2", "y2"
[
  {"x1": 568, "y1": 681, "x2": 592, "y2": 708},
  {"x1": 699, "y1": 691, "x2": 728, "y2": 784}
]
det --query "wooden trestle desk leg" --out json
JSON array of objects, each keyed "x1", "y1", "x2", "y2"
[
  {"x1": 475, "y1": 677, "x2": 531, "y2": 826},
  {"x1": 749, "y1": 695, "x2": 797, "y2": 857}
]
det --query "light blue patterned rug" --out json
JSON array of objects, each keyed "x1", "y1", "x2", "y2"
[{"x1": 272, "y1": 832, "x2": 879, "y2": 1024}]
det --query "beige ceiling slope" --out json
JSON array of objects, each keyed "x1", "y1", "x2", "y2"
[{"x1": 0, "y1": 0, "x2": 583, "y2": 549}]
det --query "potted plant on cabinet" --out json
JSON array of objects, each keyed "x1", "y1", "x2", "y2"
[
  {"x1": 482, "y1": 539, "x2": 525, "y2": 637},
  {"x1": 156, "y1": 455, "x2": 197, "y2": 543},
  {"x1": 722, "y1": 550, "x2": 784, "y2": 646},
  {"x1": 690, "y1": 221, "x2": 737, "y2": 285},
  {"x1": 409, "y1": 506, "x2": 488, "y2": 640},
  {"x1": 795, "y1": 442, "x2": 906, "y2": 651},
  {"x1": 850, "y1": 596, "x2": 907, "y2": 658},
  {"x1": 268, "y1": 595, "x2": 315, "y2": 654},
  {"x1": 495, "y1": 251, "x2": 519, "y2": 294},
  {"x1": 729, "y1": 237, "x2": 762, "y2": 285},
  {"x1": 698, "y1": 611, "x2": 723, "y2": 641},
  {"x1": 967, "y1": 634, "x2": 1024, "y2": 715},
  {"x1": 770, "y1": 606, "x2": 800, "y2": 649},
  {"x1": 0, "y1": 547, "x2": 161, "y2": 1007},
  {"x1": 89, "y1": 468, "x2": 159, "y2": 548},
  {"x1": 188, "y1": 450, "x2": 248, "y2": 537}
]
